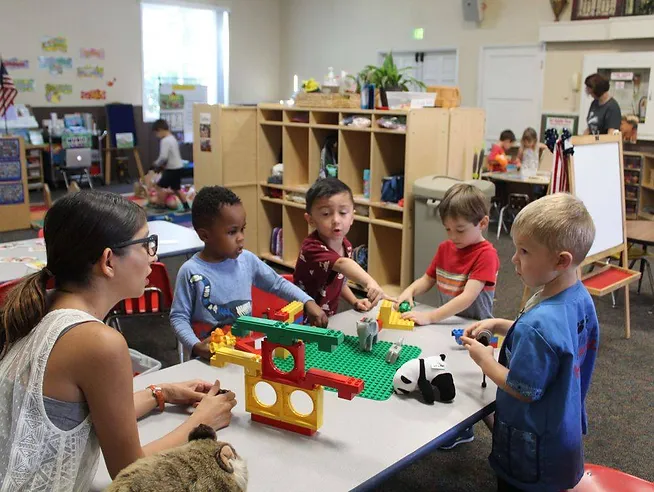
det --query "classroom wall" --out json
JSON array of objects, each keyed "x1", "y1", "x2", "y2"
[
  {"x1": 0, "y1": 0, "x2": 281, "y2": 108},
  {"x1": 543, "y1": 40, "x2": 654, "y2": 114},
  {"x1": 278, "y1": 0, "x2": 560, "y2": 107}
]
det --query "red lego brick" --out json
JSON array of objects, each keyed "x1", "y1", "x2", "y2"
[
  {"x1": 251, "y1": 413, "x2": 316, "y2": 436},
  {"x1": 235, "y1": 338, "x2": 261, "y2": 355},
  {"x1": 305, "y1": 368, "x2": 364, "y2": 400},
  {"x1": 271, "y1": 309, "x2": 289, "y2": 322},
  {"x1": 261, "y1": 340, "x2": 308, "y2": 386}
]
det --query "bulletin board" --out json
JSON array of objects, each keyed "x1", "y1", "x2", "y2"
[
  {"x1": 159, "y1": 84, "x2": 207, "y2": 143},
  {"x1": 0, "y1": 137, "x2": 31, "y2": 232}
]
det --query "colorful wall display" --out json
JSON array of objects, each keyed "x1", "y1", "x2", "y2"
[
  {"x1": 41, "y1": 36, "x2": 68, "y2": 53},
  {"x1": 80, "y1": 48, "x2": 104, "y2": 59},
  {"x1": 45, "y1": 84, "x2": 73, "y2": 103},
  {"x1": 14, "y1": 79, "x2": 35, "y2": 92},
  {"x1": 80, "y1": 89, "x2": 107, "y2": 100},
  {"x1": 77, "y1": 65, "x2": 104, "y2": 78},
  {"x1": 38, "y1": 56, "x2": 73, "y2": 75},
  {"x1": 4, "y1": 58, "x2": 29, "y2": 69}
]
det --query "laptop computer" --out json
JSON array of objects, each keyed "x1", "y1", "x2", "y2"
[{"x1": 65, "y1": 148, "x2": 92, "y2": 169}]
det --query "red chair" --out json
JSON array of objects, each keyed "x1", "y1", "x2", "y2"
[
  {"x1": 251, "y1": 273, "x2": 294, "y2": 318},
  {"x1": 581, "y1": 464, "x2": 654, "y2": 491},
  {"x1": 37, "y1": 228, "x2": 44, "y2": 238}
]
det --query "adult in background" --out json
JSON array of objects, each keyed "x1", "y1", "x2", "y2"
[{"x1": 584, "y1": 73, "x2": 622, "y2": 136}]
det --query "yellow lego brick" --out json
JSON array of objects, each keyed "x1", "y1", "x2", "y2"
[
  {"x1": 281, "y1": 301, "x2": 304, "y2": 319},
  {"x1": 274, "y1": 347, "x2": 290, "y2": 359},
  {"x1": 378, "y1": 300, "x2": 414, "y2": 331},
  {"x1": 245, "y1": 374, "x2": 283, "y2": 418},
  {"x1": 245, "y1": 374, "x2": 324, "y2": 432},
  {"x1": 210, "y1": 347, "x2": 262, "y2": 376}
]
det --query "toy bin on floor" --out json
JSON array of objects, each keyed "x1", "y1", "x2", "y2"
[
  {"x1": 412, "y1": 176, "x2": 495, "y2": 307},
  {"x1": 130, "y1": 348, "x2": 161, "y2": 377}
]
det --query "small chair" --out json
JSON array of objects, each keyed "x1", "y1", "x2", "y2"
[
  {"x1": 582, "y1": 463, "x2": 654, "y2": 491},
  {"x1": 497, "y1": 193, "x2": 530, "y2": 239}
]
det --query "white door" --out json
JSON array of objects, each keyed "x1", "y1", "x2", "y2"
[{"x1": 478, "y1": 45, "x2": 545, "y2": 149}]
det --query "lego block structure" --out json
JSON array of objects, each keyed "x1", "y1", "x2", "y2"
[
  {"x1": 211, "y1": 316, "x2": 363, "y2": 436},
  {"x1": 377, "y1": 300, "x2": 415, "y2": 331}
]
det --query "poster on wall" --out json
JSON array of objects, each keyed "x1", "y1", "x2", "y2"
[
  {"x1": 540, "y1": 113, "x2": 579, "y2": 140},
  {"x1": 199, "y1": 112, "x2": 211, "y2": 152},
  {"x1": 0, "y1": 139, "x2": 20, "y2": 161},
  {"x1": 45, "y1": 84, "x2": 73, "y2": 103},
  {"x1": 80, "y1": 48, "x2": 105, "y2": 59},
  {"x1": 4, "y1": 58, "x2": 29, "y2": 69},
  {"x1": 81, "y1": 89, "x2": 107, "y2": 100},
  {"x1": 14, "y1": 79, "x2": 35, "y2": 93},
  {"x1": 159, "y1": 84, "x2": 208, "y2": 143},
  {"x1": 0, "y1": 183, "x2": 25, "y2": 205},
  {"x1": 41, "y1": 36, "x2": 68, "y2": 53},
  {"x1": 77, "y1": 65, "x2": 104, "y2": 78},
  {"x1": 38, "y1": 56, "x2": 73, "y2": 76}
]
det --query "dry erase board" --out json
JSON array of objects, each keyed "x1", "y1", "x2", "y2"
[{"x1": 569, "y1": 136, "x2": 624, "y2": 259}]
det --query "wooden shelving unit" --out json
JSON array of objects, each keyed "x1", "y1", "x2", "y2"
[
  {"x1": 25, "y1": 144, "x2": 46, "y2": 191},
  {"x1": 256, "y1": 103, "x2": 485, "y2": 295},
  {"x1": 193, "y1": 104, "x2": 259, "y2": 251},
  {"x1": 637, "y1": 152, "x2": 654, "y2": 221}
]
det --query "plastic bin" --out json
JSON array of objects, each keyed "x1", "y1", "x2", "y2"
[
  {"x1": 413, "y1": 176, "x2": 495, "y2": 308},
  {"x1": 130, "y1": 348, "x2": 162, "y2": 377}
]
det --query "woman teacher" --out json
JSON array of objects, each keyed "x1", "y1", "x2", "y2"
[{"x1": 584, "y1": 73, "x2": 622, "y2": 135}]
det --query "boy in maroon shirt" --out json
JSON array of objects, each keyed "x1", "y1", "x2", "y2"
[{"x1": 294, "y1": 178, "x2": 391, "y2": 316}]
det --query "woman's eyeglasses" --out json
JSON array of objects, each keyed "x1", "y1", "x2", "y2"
[{"x1": 113, "y1": 234, "x2": 158, "y2": 257}]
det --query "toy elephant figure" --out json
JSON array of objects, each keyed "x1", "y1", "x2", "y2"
[{"x1": 357, "y1": 317, "x2": 379, "y2": 351}]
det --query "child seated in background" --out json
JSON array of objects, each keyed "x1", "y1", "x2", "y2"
[
  {"x1": 396, "y1": 183, "x2": 500, "y2": 327},
  {"x1": 294, "y1": 178, "x2": 391, "y2": 316},
  {"x1": 461, "y1": 193, "x2": 599, "y2": 492},
  {"x1": 171, "y1": 186, "x2": 327, "y2": 360},
  {"x1": 515, "y1": 127, "x2": 547, "y2": 177},
  {"x1": 488, "y1": 129, "x2": 516, "y2": 172}
]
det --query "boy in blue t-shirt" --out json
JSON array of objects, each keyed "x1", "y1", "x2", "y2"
[
  {"x1": 171, "y1": 186, "x2": 327, "y2": 360},
  {"x1": 461, "y1": 193, "x2": 599, "y2": 492}
]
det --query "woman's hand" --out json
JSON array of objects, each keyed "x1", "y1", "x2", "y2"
[
  {"x1": 160, "y1": 380, "x2": 213, "y2": 406},
  {"x1": 188, "y1": 380, "x2": 237, "y2": 431}
]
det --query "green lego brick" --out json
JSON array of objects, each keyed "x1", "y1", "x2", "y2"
[
  {"x1": 233, "y1": 316, "x2": 344, "y2": 352},
  {"x1": 398, "y1": 301, "x2": 412, "y2": 313},
  {"x1": 274, "y1": 335, "x2": 421, "y2": 401}
]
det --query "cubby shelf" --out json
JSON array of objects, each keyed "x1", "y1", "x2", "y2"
[
  {"x1": 256, "y1": 103, "x2": 485, "y2": 290},
  {"x1": 624, "y1": 151, "x2": 654, "y2": 221}
]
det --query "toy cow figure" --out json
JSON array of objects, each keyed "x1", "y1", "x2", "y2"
[
  {"x1": 392, "y1": 354, "x2": 456, "y2": 404},
  {"x1": 357, "y1": 317, "x2": 379, "y2": 352}
]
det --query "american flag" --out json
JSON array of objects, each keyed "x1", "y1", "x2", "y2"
[
  {"x1": 550, "y1": 138, "x2": 569, "y2": 194},
  {"x1": 0, "y1": 61, "x2": 18, "y2": 118}
]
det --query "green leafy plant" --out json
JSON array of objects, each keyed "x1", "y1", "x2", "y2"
[{"x1": 350, "y1": 52, "x2": 426, "y2": 92}]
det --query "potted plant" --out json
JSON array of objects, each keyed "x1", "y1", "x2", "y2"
[{"x1": 352, "y1": 52, "x2": 425, "y2": 92}]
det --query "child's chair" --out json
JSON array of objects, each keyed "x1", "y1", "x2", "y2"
[{"x1": 497, "y1": 193, "x2": 530, "y2": 239}]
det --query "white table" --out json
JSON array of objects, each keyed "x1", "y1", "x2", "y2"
[
  {"x1": 92, "y1": 305, "x2": 496, "y2": 491},
  {"x1": 0, "y1": 221, "x2": 203, "y2": 284},
  {"x1": 481, "y1": 170, "x2": 551, "y2": 186}
]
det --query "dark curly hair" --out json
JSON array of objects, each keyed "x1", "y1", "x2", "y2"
[
  {"x1": 305, "y1": 178, "x2": 353, "y2": 213},
  {"x1": 191, "y1": 186, "x2": 242, "y2": 230}
]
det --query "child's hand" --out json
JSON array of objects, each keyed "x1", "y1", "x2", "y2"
[
  {"x1": 393, "y1": 292, "x2": 414, "y2": 311},
  {"x1": 460, "y1": 335, "x2": 494, "y2": 367},
  {"x1": 401, "y1": 311, "x2": 434, "y2": 326},
  {"x1": 192, "y1": 337, "x2": 212, "y2": 360},
  {"x1": 463, "y1": 319, "x2": 497, "y2": 339},
  {"x1": 353, "y1": 298, "x2": 373, "y2": 312},
  {"x1": 305, "y1": 300, "x2": 328, "y2": 327},
  {"x1": 365, "y1": 281, "x2": 384, "y2": 306}
]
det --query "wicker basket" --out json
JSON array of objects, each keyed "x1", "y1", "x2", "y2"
[
  {"x1": 295, "y1": 92, "x2": 361, "y2": 109},
  {"x1": 427, "y1": 86, "x2": 461, "y2": 109}
]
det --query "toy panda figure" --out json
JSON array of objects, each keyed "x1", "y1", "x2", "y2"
[
  {"x1": 392, "y1": 354, "x2": 456, "y2": 404},
  {"x1": 106, "y1": 424, "x2": 248, "y2": 492}
]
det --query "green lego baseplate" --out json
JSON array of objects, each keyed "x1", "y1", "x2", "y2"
[{"x1": 274, "y1": 335, "x2": 422, "y2": 401}]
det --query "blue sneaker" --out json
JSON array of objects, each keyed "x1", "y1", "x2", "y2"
[{"x1": 439, "y1": 426, "x2": 474, "y2": 450}]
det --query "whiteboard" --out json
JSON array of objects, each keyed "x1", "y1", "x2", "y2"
[{"x1": 570, "y1": 140, "x2": 624, "y2": 258}]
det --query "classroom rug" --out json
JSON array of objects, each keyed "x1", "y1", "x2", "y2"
[{"x1": 274, "y1": 335, "x2": 421, "y2": 401}]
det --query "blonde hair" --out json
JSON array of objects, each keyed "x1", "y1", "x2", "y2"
[
  {"x1": 622, "y1": 114, "x2": 639, "y2": 129},
  {"x1": 521, "y1": 127, "x2": 538, "y2": 146},
  {"x1": 439, "y1": 184, "x2": 489, "y2": 225},
  {"x1": 512, "y1": 193, "x2": 595, "y2": 265}
]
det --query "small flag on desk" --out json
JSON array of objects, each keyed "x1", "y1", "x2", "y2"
[{"x1": 0, "y1": 60, "x2": 18, "y2": 118}]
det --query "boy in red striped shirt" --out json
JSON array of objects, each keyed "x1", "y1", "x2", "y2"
[{"x1": 397, "y1": 183, "x2": 499, "y2": 326}]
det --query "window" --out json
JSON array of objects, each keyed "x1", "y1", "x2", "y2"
[{"x1": 140, "y1": 2, "x2": 229, "y2": 122}]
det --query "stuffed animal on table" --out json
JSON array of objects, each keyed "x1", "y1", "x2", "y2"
[
  {"x1": 106, "y1": 424, "x2": 248, "y2": 492},
  {"x1": 393, "y1": 354, "x2": 456, "y2": 404}
]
